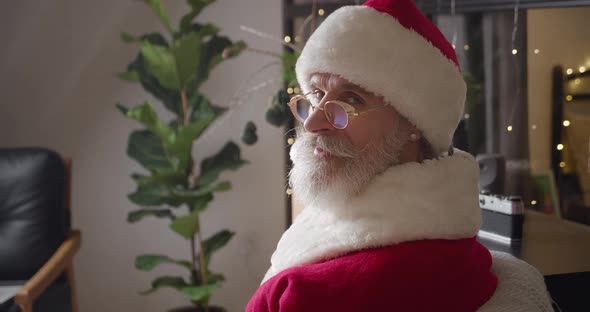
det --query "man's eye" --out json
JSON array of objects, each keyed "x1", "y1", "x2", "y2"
[
  {"x1": 312, "y1": 90, "x2": 324, "y2": 99},
  {"x1": 345, "y1": 96, "x2": 363, "y2": 105}
]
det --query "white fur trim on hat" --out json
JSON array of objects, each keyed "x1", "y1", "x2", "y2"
[
  {"x1": 263, "y1": 149, "x2": 481, "y2": 283},
  {"x1": 296, "y1": 6, "x2": 467, "y2": 153}
]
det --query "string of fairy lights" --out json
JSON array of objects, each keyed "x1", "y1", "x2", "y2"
[
  {"x1": 445, "y1": 0, "x2": 588, "y2": 179},
  {"x1": 559, "y1": 65, "x2": 589, "y2": 171}
]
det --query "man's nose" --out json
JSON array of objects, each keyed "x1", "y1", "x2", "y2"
[{"x1": 304, "y1": 104, "x2": 334, "y2": 134}]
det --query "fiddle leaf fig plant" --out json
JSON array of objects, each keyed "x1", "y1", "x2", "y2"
[{"x1": 117, "y1": 0, "x2": 256, "y2": 310}]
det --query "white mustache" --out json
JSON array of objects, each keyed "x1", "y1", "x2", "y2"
[{"x1": 295, "y1": 130, "x2": 360, "y2": 159}]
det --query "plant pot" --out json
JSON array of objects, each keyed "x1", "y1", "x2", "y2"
[{"x1": 168, "y1": 306, "x2": 226, "y2": 312}]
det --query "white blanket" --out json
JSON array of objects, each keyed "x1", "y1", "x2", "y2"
[{"x1": 479, "y1": 251, "x2": 554, "y2": 312}]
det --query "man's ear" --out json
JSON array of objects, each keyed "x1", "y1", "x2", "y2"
[{"x1": 407, "y1": 123, "x2": 423, "y2": 141}]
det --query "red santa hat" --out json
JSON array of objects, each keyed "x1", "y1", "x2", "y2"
[{"x1": 295, "y1": 0, "x2": 466, "y2": 154}]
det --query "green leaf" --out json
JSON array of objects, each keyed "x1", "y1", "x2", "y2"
[
  {"x1": 128, "y1": 181, "x2": 181, "y2": 207},
  {"x1": 118, "y1": 70, "x2": 140, "y2": 82},
  {"x1": 128, "y1": 174, "x2": 211, "y2": 210},
  {"x1": 197, "y1": 142, "x2": 247, "y2": 187},
  {"x1": 222, "y1": 40, "x2": 247, "y2": 60},
  {"x1": 144, "y1": 0, "x2": 174, "y2": 34},
  {"x1": 205, "y1": 272, "x2": 225, "y2": 284},
  {"x1": 135, "y1": 254, "x2": 191, "y2": 271},
  {"x1": 195, "y1": 23, "x2": 220, "y2": 38},
  {"x1": 242, "y1": 121, "x2": 258, "y2": 145},
  {"x1": 173, "y1": 32, "x2": 201, "y2": 89},
  {"x1": 180, "y1": 284, "x2": 220, "y2": 301},
  {"x1": 128, "y1": 182, "x2": 212, "y2": 208},
  {"x1": 126, "y1": 53, "x2": 182, "y2": 116},
  {"x1": 188, "y1": 92, "x2": 226, "y2": 124},
  {"x1": 121, "y1": 32, "x2": 137, "y2": 43},
  {"x1": 189, "y1": 193, "x2": 212, "y2": 212},
  {"x1": 176, "y1": 181, "x2": 231, "y2": 197},
  {"x1": 171, "y1": 181, "x2": 231, "y2": 200},
  {"x1": 131, "y1": 172, "x2": 186, "y2": 187},
  {"x1": 265, "y1": 105, "x2": 289, "y2": 127},
  {"x1": 165, "y1": 118, "x2": 215, "y2": 176},
  {"x1": 127, "y1": 209, "x2": 174, "y2": 223},
  {"x1": 169, "y1": 209, "x2": 200, "y2": 239},
  {"x1": 139, "y1": 33, "x2": 169, "y2": 46},
  {"x1": 191, "y1": 35, "x2": 232, "y2": 90},
  {"x1": 140, "y1": 276, "x2": 188, "y2": 295},
  {"x1": 125, "y1": 103, "x2": 194, "y2": 173},
  {"x1": 121, "y1": 32, "x2": 169, "y2": 46},
  {"x1": 179, "y1": 0, "x2": 217, "y2": 32},
  {"x1": 141, "y1": 42, "x2": 181, "y2": 90},
  {"x1": 116, "y1": 103, "x2": 129, "y2": 115},
  {"x1": 171, "y1": 115, "x2": 215, "y2": 156},
  {"x1": 202, "y1": 230, "x2": 234, "y2": 264},
  {"x1": 282, "y1": 51, "x2": 300, "y2": 87},
  {"x1": 265, "y1": 89, "x2": 292, "y2": 127},
  {"x1": 141, "y1": 33, "x2": 201, "y2": 91},
  {"x1": 192, "y1": 268, "x2": 225, "y2": 285},
  {"x1": 125, "y1": 102, "x2": 175, "y2": 142},
  {"x1": 127, "y1": 130, "x2": 176, "y2": 175},
  {"x1": 124, "y1": 103, "x2": 198, "y2": 173}
]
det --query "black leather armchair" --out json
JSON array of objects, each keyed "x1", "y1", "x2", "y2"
[{"x1": 0, "y1": 148, "x2": 80, "y2": 312}]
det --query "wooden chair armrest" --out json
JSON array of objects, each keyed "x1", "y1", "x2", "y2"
[{"x1": 14, "y1": 230, "x2": 81, "y2": 310}]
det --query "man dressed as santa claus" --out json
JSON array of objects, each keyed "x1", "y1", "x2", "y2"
[{"x1": 247, "y1": 0, "x2": 553, "y2": 311}]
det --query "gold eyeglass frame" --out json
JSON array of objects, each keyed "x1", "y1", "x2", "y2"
[{"x1": 288, "y1": 91, "x2": 381, "y2": 129}]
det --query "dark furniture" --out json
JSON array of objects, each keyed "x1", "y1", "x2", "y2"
[
  {"x1": 479, "y1": 210, "x2": 590, "y2": 311},
  {"x1": 0, "y1": 148, "x2": 80, "y2": 312}
]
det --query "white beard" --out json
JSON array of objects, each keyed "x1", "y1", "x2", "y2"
[{"x1": 288, "y1": 124, "x2": 411, "y2": 207}]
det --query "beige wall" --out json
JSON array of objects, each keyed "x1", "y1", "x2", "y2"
[
  {"x1": 527, "y1": 6, "x2": 590, "y2": 173},
  {"x1": 0, "y1": 1, "x2": 284, "y2": 311}
]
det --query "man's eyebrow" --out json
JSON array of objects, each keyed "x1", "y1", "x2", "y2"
[{"x1": 309, "y1": 76, "x2": 369, "y2": 94}]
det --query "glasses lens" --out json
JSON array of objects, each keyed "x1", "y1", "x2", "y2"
[
  {"x1": 325, "y1": 102, "x2": 348, "y2": 129},
  {"x1": 295, "y1": 98, "x2": 312, "y2": 121}
]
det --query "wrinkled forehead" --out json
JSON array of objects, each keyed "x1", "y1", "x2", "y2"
[{"x1": 309, "y1": 73, "x2": 375, "y2": 96}]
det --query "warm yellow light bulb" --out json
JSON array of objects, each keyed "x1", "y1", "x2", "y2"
[
  {"x1": 286, "y1": 188, "x2": 293, "y2": 195},
  {"x1": 533, "y1": 49, "x2": 540, "y2": 54},
  {"x1": 284, "y1": 36, "x2": 292, "y2": 43},
  {"x1": 318, "y1": 8, "x2": 325, "y2": 16},
  {"x1": 566, "y1": 95, "x2": 573, "y2": 101},
  {"x1": 531, "y1": 200, "x2": 537, "y2": 205},
  {"x1": 464, "y1": 44, "x2": 470, "y2": 51},
  {"x1": 464, "y1": 113, "x2": 470, "y2": 119},
  {"x1": 566, "y1": 68, "x2": 573, "y2": 75},
  {"x1": 507, "y1": 125, "x2": 513, "y2": 132},
  {"x1": 580, "y1": 66, "x2": 587, "y2": 73},
  {"x1": 559, "y1": 162, "x2": 566, "y2": 168},
  {"x1": 287, "y1": 87, "x2": 294, "y2": 94},
  {"x1": 563, "y1": 120, "x2": 571, "y2": 127},
  {"x1": 293, "y1": 87, "x2": 300, "y2": 94},
  {"x1": 287, "y1": 138, "x2": 295, "y2": 145},
  {"x1": 557, "y1": 144, "x2": 564, "y2": 151},
  {"x1": 512, "y1": 49, "x2": 518, "y2": 55}
]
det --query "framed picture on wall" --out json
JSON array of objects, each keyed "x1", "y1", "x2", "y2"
[{"x1": 531, "y1": 170, "x2": 561, "y2": 217}]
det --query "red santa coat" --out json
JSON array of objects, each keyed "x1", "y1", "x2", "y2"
[{"x1": 247, "y1": 150, "x2": 498, "y2": 311}]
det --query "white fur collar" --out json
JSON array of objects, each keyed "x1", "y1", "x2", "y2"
[{"x1": 263, "y1": 149, "x2": 481, "y2": 283}]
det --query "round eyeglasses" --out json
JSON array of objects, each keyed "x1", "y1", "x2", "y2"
[{"x1": 288, "y1": 91, "x2": 382, "y2": 129}]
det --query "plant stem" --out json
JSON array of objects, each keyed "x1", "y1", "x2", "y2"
[
  {"x1": 181, "y1": 87, "x2": 208, "y2": 312},
  {"x1": 197, "y1": 230, "x2": 209, "y2": 312},
  {"x1": 181, "y1": 88, "x2": 189, "y2": 126},
  {"x1": 190, "y1": 237, "x2": 198, "y2": 284},
  {"x1": 180, "y1": 89, "x2": 209, "y2": 312}
]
